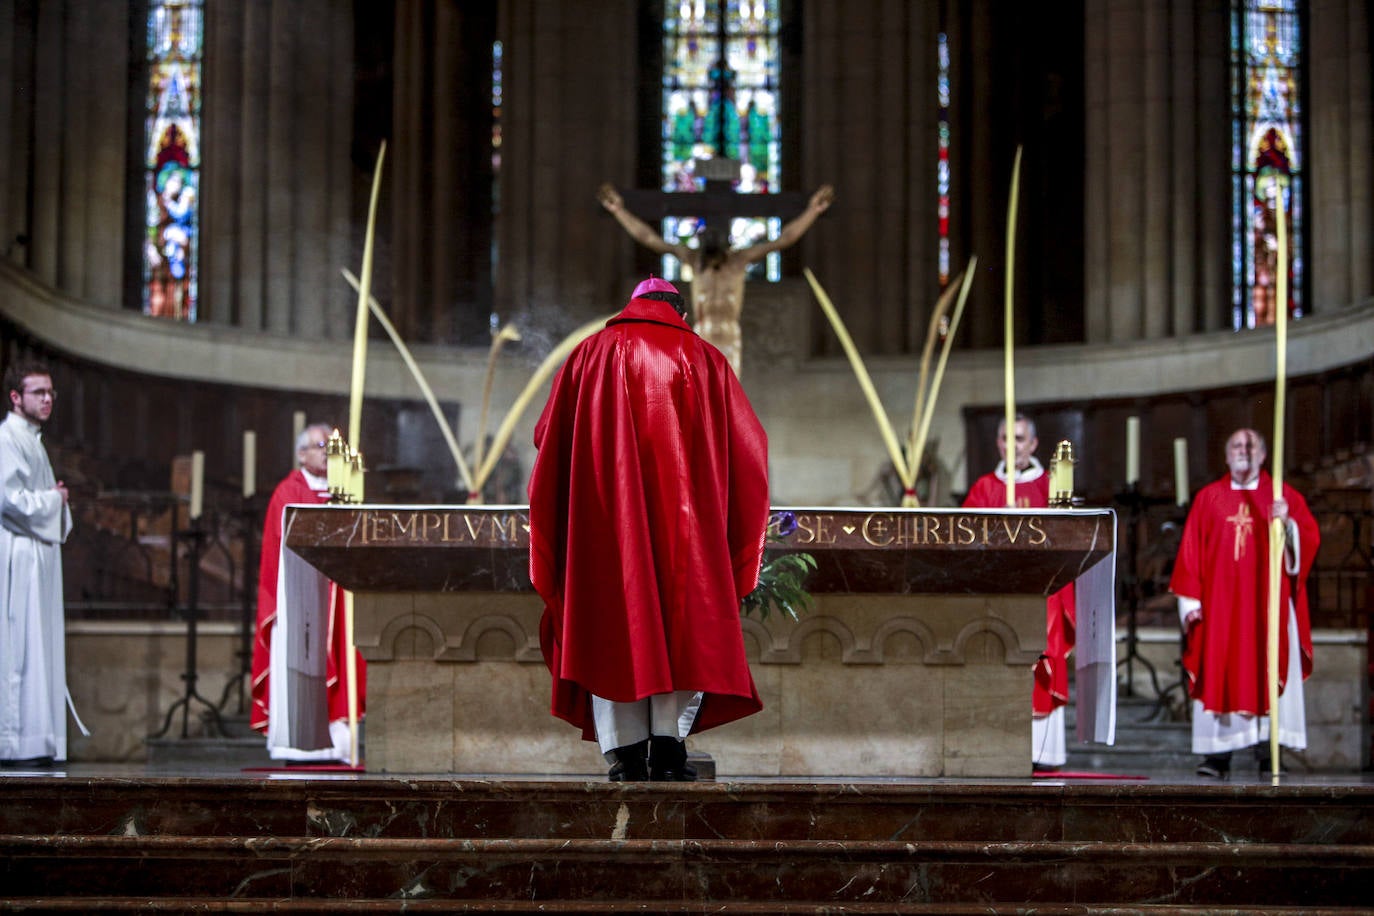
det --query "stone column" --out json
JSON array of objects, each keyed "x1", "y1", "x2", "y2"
[
  {"x1": 804, "y1": 1, "x2": 938, "y2": 356},
  {"x1": 494, "y1": 0, "x2": 638, "y2": 319},
  {"x1": 4, "y1": 1, "x2": 129, "y2": 306},
  {"x1": 389, "y1": 0, "x2": 499, "y2": 343},
  {"x1": 1084, "y1": 0, "x2": 1230, "y2": 343},
  {"x1": 1309, "y1": 0, "x2": 1373, "y2": 312},
  {"x1": 199, "y1": 0, "x2": 354, "y2": 336}
]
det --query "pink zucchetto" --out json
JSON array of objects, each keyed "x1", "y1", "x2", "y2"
[{"x1": 631, "y1": 275, "x2": 679, "y2": 299}]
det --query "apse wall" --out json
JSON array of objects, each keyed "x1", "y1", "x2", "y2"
[{"x1": 2, "y1": 262, "x2": 1371, "y2": 505}]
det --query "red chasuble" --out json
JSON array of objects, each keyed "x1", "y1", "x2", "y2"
[
  {"x1": 250, "y1": 469, "x2": 366, "y2": 732},
  {"x1": 528, "y1": 297, "x2": 771, "y2": 740},
  {"x1": 963, "y1": 467, "x2": 1075, "y2": 716},
  {"x1": 1169, "y1": 472, "x2": 1318, "y2": 716}
]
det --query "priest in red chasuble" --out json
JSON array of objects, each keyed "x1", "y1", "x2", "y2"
[
  {"x1": 528, "y1": 277, "x2": 770, "y2": 781},
  {"x1": 962, "y1": 413, "x2": 1075, "y2": 772},
  {"x1": 1170, "y1": 428, "x2": 1318, "y2": 779},
  {"x1": 251, "y1": 423, "x2": 365, "y2": 760}
]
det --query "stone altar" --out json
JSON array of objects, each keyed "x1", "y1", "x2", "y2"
[{"x1": 283, "y1": 505, "x2": 1116, "y2": 778}]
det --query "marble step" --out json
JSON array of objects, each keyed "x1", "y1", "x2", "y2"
[
  {"x1": 7, "y1": 899, "x2": 1371, "y2": 914},
  {"x1": 1063, "y1": 694, "x2": 1194, "y2": 773},
  {"x1": 3, "y1": 778, "x2": 1371, "y2": 910},
  {"x1": 3, "y1": 779, "x2": 1371, "y2": 846},
  {"x1": 2, "y1": 834, "x2": 1371, "y2": 907}
]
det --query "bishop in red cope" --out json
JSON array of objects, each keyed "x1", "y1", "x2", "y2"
[{"x1": 528, "y1": 277, "x2": 770, "y2": 781}]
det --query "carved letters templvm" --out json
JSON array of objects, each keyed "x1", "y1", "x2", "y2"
[{"x1": 357, "y1": 510, "x2": 527, "y2": 546}]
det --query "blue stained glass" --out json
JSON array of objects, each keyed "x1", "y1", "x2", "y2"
[
  {"x1": 660, "y1": 0, "x2": 782, "y2": 282},
  {"x1": 491, "y1": 40, "x2": 503, "y2": 283},
  {"x1": 142, "y1": 0, "x2": 203, "y2": 322},
  {"x1": 1230, "y1": 0, "x2": 1304, "y2": 329},
  {"x1": 937, "y1": 31, "x2": 951, "y2": 287}
]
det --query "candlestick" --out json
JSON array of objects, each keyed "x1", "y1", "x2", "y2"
[
  {"x1": 1049, "y1": 440, "x2": 1075, "y2": 507},
  {"x1": 189, "y1": 450, "x2": 204, "y2": 520},
  {"x1": 326, "y1": 429, "x2": 346, "y2": 501},
  {"x1": 1125, "y1": 416, "x2": 1140, "y2": 486},
  {"x1": 242, "y1": 430, "x2": 256, "y2": 499},
  {"x1": 1173, "y1": 437, "x2": 1189, "y2": 506}
]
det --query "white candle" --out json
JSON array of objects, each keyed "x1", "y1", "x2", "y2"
[
  {"x1": 189, "y1": 450, "x2": 205, "y2": 520},
  {"x1": 1173, "y1": 437, "x2": 1189, "y2": 506},
  {"x1": 1125, "y1": 416, "x2": 1140, "y2": 486},
  {"x1": 242, "y1": 430, "x2": 257, "y2": 499},
  {"x1": 292, "y1": 411, "x2": 306, "y2": 455}
]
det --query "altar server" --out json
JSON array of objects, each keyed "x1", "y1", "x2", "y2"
[
  {"x1": 963, "y1": 413, "x2": 1075, "y2": 771},
  {"x1": 0, "y1": 360, "x2": 72, "y2": 766}
]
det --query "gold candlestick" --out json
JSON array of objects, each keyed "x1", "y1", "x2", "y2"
[
  {"x1": 1049, "y1": 440, "x2": 1075, "y2": 508},
  {"x1": 348, "y1": 448, "x2": 366, "y2": 504},
  {"x1": 327, "y1": 429, "x2": 349, "y2": 503}
]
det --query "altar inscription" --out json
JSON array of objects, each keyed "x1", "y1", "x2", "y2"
[
  {"x1": 284, "y1": 505, "x2": 1113, "y2": 595},
  {"x1": 357, "y1": 509, "x2": 528, "y2": 547},
  {"x1": 787, "y1": 512, "x2": 1048, "y2": 548}
]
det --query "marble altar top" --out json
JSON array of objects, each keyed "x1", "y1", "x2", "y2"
[{"x1": 283, "y1": 505, "x2": 1115, "y2": 595}]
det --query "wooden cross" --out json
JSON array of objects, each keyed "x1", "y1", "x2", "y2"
[{"x1": 617, "y1": 161, "x2": 809, "y2": 244}]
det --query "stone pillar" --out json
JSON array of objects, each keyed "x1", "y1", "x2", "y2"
[
  {"x1": 804, "y1": 2, "x2": 938, "y2": 356},
  {"x1": 1194, "y1": 2, "x2": 1230, "y2": 334},
  {"x1": 1084, "y1": 0, "x2": 1230, "y2": 343},
  {"x1": 199, "y1": 0, "x2": 354, "y2": 336},
  {"x1": 494, "y1": 0, "x2": 638, "y2": 319},
  {"x1": 389, "y1": 0, "x2": 498, "y2": 343},
  {"x1": 1309, "y1": 0, "x2": 1373, "y2": 312},
  {"x1": 4, "y1": 1, "x2": 129, "y2": 306}
]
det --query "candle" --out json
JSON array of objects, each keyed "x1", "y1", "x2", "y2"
[
  {"x1": 1173, "y1": 437, "x2": 1189, "y2": 506},
  {"x1": 242, "y1": 430, "x2": 256, "y2": 499},
  {"x1": 189, "y1": 450, "x2": 205, "y2": 520},
  {"x1": 1125, "y1": 416, "x2": 1140, "y2": 486},
  {"x1": 292, "y1": 411, "x2": 306, "y2": 451}
]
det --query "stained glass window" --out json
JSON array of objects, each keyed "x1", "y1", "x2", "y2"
[
  {"x1": 661, "y1": 0, "x2": 782, "y2": 281},
  {"x1": 937, "y1": 29, "x2": 952, "y2": 288},
  {"x1": 491, "y1": 39, "x2": 503, "y2": 285},
  {"x1": 142, "y1": 0, "x2": 203, "y2": 322},
  {"x1": 1230, "y1": 0, "x2": 1304, "y2": 330}
]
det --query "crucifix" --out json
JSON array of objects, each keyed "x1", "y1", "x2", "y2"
[
  {"x1": 600, "y1": 174, "x2": 833, "y2": 376},
  {"x1": 596, "y1": 18, "x2": 833, "y2": 375}
]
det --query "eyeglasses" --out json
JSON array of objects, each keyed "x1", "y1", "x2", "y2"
[{"x1": 22, "y1": 388, "x2": 56, "y2": 399}]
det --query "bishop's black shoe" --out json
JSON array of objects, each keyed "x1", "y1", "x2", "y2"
[
  {"x1": 607, "y1": 739, "x2": 649, "y2": 782},
  {"x1": 649, "y1": 735, "x2": 697, "y2": 782},
  {"x1": 1196, "y1": 752, "x2": 1232, "y2": 779}
]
